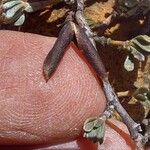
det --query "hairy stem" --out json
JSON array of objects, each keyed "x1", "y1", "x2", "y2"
[
  {"x1": 93, "y1": 36, "x2": 126, "y2": 49},
  {"x1": 75, "y1": 0, "x2": 96, "y2": 49},
  {"x1": 76, "y1": 0, "x2": 148, "y2": 148}
]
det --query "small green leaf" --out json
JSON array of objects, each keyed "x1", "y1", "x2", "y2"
[
  {"x1": 83, "y1": 119, "x2": 95, "y2": 132},
  {"x1": 131, "y1": 35, "x2": 150, "y2": 54},
  {"x1": 93, "y1": 118, "x2": 103, "y2": 128},
  {"x1": 84, "y1": 129, "x2": 97, "y2": 139},
  {"x1": 147, "y1": 91, "x2": 150, "y2": 101},
  {"x1": 124, "y1": 56, "x2": 134, "y2": 71},
  {"x1": 2, "y1": 0, "x2": 20, "y2": 10},
  {"x1": 124, "y1": 35, "x2": 150, "y2": 64},
  {"x1": 134, "y1": 94, "x2": 147, "y2": 102},
  {"x1": 96, "y1": 122, "x2": 105, "y2": 144},
  {"x1": 83, "y1": 117, "x2": 105, "y2": 144},
  {"x1": 133, "y1": 87, "x2": 150, "y2": 102},
  {"x1": 14, "y1": 13, "x2": 25, "y2": 26},
  {"x1": 1, "y1": 0, "x2": 27, "y2": 25},
  {"x1": 133, "y1": 87, "x2": 149, "y2": 96},
  {"x1": 5, "y1": 3, "x2": 24, "y2": 19},
  {"x1": 130, "y1": 46, "x2": 145, "y2": 61}
]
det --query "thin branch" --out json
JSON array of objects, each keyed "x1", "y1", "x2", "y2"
[
  {"x1": 75, "y1": 0, "x2": 148, "y2": 148},
  {"x1": 93, "y1": 36, "x2": 126, "y2": 49},
  {"x1": 75, "y1": 0, "x2": 96, "y2": 49}
]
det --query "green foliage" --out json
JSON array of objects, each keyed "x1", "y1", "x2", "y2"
[
  {"x1": 133, "y1": 87, "x2": 150, "y2": 118},
  {"x1": 130, "y1": 35, "x2": 150, "y2": 54},
  {"x1": 124, "y1": 35, "x2": 150, "y2": 71},
  {"x1": 83, "y1": 117, "x2": 105, "y2": 144},
  {"x1": 124, "y1": 56, "x2": 134, "y2": 71},
  {"x1": 133, "y1": 87, "x2": 150, "y2": 102}
]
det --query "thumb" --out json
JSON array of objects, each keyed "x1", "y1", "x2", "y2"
[{"x1": 0, "y1": 30, "x2": 106, "y2": 145}]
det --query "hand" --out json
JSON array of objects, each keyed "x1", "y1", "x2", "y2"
[{"x1": 0, "y1": 31, "x2": 148, "y2": 150}]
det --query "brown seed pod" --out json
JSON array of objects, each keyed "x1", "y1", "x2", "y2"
[
  {"x1": 75, "y1": 25, "x2": 107, "y2": 79},
  {"x1": 43, "y1": 21, "x2": 75, "y2": 82}
]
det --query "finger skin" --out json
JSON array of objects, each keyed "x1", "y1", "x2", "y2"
[
  {"x1": 45, "y1": 120, "x2": 136, "y2": 150},
  {"x1": 0, "y1": 120, "x2": 135, "y2": 150},
  {"x1": 0, "y1": 31, "x2": 145, "y2": 150},
  {"x1": 50, "y1": 120, "x2": 135, "y2": 150},
  {"x1": 99, "y1": 120, "x2": 136, "y2": 150},
  {"x1": 0, "y1": 30, "x2": 106, "y2": 145}
]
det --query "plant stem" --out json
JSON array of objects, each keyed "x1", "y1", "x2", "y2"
[
  {"x1": 75, "y1": 0, "x2": 148, "y2": 148},
  {"x1": 75, "y1": 0, "x2": 96, "y2": 49},
  {"x1": 93, "y1": 36, "x2": 126, "y2": 49}
]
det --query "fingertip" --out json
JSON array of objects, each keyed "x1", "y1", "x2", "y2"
[
  {"x1": 99, "y1": 120, "x2": 136, "y2": 150},
  {"x1": 0, "y1": 30, "x2": 106, "y2": 145}
]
